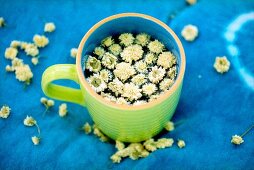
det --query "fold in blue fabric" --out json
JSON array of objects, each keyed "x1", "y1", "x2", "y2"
[{"x1": 0, "y1": 0, "x2": 253, "y2": 169}]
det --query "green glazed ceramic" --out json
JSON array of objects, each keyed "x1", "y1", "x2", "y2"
[{"x1": 41, "y1": 13, "x2": 186, "y2": 142}]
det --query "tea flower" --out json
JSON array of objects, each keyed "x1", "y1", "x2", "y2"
[
  {"x1": 116, "y1": 140, "x2": 125, "y2": 151},
  {"x1": 24, "y1": 116, "x2": 37, "y2": 126},
  {"x1": 109, "y1": 44, "x2": 122, "y2": 56},
  {"x1": 144, "y1": 52, "x2": 157, "y2": 64},
  {"x1": 10, "y1": 40, "x2": 21, "y2": 48},
  {"x1": 101, "y1": 52, "x2": 117, "y2": 69},
  {"x1": 99, "y1": 69, "x2": 112, "y2": 83},
  {"x1": 33, "y1": 34, "x2": 49, "y2": 48},
  {"x1": 164, "y1": 121, "x2": 174, "y2": 131},
  {"x1": 70, "y1": 48, "x2": 78, "y2": 58},
  {"x1": 122, "y1": 83, "x2": 142, "y2": 101},
  {"x1": 186, "y1": 0, "x2": 197, "y2": 5},
  {"x1": 31, "y1": 57, "x2": 39, "y2": 65},
  {"x1": 116, "y1": 97, "x2": 129, "y2": 105},
  {"x1": 134, "y1": 61, "x2": 148, "y2": 73},
  {"x1": 131, "y1": 74, "x2": 147, "y2": 86},
  {"x1": 93, "y1": 125, "x2": 109, "y2": 142},
  {"x1": 143, "y1": 139, "x2": 157, "y2": 152},
  {"x1": 111, "y1": 154, "x2": 122, "y2": 163},
  {"x1": 94, "y1": 47, "x2": 105, "y2": 58},
  {"x1": 142, "y1": 83, "x2": 157, "y2": 96},
  {"x1": 40, "y1": 97, "x2": 48, "y2": 104},
  {"x1": 181, "y1": 24, "x2": 198, "y2": 41},
  {"x1": 31, "y1": 136, "x2": 40, "y2": 145},
  {"x1": 82, "y1": 122, "x2": 92, "y2": 134},
  {"x1": 159, "y1": 78, "x2": 174, "y2": 91},
  {"x1": 120, "y1": 44, "x2": 144, "y2": 63},
  {"x1": 0, "y1": 17, "x2": 5, "y2": 27},
  {"x1": 167, "y1": 66, "x2": 177, "y2": 79},
  {"x1": 119, "y1": 33, "x2": 134, "y2": 46},
  {"x1": 157, "y1": 52, "x2": 176, "y2": 69},
  {"x1": 108, "y1": 78, "x2": 124, "y2": 96},
  {"x1": 12, "y1": 58, "x2": 24, "y2": 67},
  {"x1": 231, "y1": 135, "x2": 244, "y2": 145},
  {"x1": 133, "y1": 100, "x2": 147, "y2": 106},
  {"x1": 86, "y1": 56, "x2": 101, "y2": 72},
  {"x1": 149, "y1": 93, "x2": 161, "y2": 102},
  {"x1": 148, "y1": 66, "x2": 166, "y2": 84},
  {"x1": 0, "y1": 105, "x2": 11, "y2": 119},
  {"x1": 87, "y1": 74, "x2": 107, "y2": 92},
  {"x1": 101, "y1": 36, "x2": 114, "y2": 47},
  {"x1": 24, "y1": 43, "x2": 39, "y2": 57},
  {"x1": 5, "y1": 65, "x2": 14, "y2": 72},
  {"x1": 135, "y1": 33, "x2": 150, "y2": 46},
  {"x1": 148, "y1": 40, "x2": 164, "y2": 54},
  {"x1": 177, "y1": 139, "x2": 186, "y2": 148},
  {"x1": 214, "y1": 56, "x2": 230, "y2": 74},
  {"x1": 44, "y1": 22, "x2": 56, "y2": 32},
  {"x1": 59, "y1": 103, "x2": 68, "y2": 117},
  {"x1": 15, "y1": 64, "x2": 33, "y2": 84},
  {"x1": 102, "y1": 93, "x2": 117, "y2": 102},
  {"x1": 114, "y1": 62, "x2": 136, "y2": 82},
  {"x1": 5, "y1": 47, "x2": 18, "y2": 60},
  {"x1": 155, "y1": 138, "x2": 174, "y2": 149}
]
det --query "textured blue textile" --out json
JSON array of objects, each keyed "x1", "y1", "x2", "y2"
[{"x1": 0, "y1": 0, "x2": 254, "y2": 169}]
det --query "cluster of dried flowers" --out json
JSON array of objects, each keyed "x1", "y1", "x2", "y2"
[
  {"x1": 82, "y1": 120, "x2": 186, "y2": 163},
  {"x1": 4, "y1": 22, "x2": 56, "y2": 85},
  {"x1": 84, "y1": 33, "x2": 178, "y2": 105}
]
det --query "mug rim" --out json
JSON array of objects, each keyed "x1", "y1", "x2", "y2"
[{"x1": 76, "y1": 13, "x2": 186, "y2": 110}]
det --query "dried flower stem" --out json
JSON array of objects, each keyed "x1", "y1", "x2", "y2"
[
  {"x1": 35, "y1": 123, "x2": 41, "y2": 137},
  {"x1": 240, "y1": 124, "x2": 254, "y2": 137}
]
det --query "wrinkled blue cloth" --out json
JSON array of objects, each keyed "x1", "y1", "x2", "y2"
[{"x1": 0, "y1": 0, "x2": 254, "y2": 169}]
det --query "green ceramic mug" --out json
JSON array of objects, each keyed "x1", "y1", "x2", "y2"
[{"x1": 41, "y1": 13, "x2": 186, "y2": 142}]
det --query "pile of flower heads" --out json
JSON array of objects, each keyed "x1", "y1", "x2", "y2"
[{"x1": 84, "y1": 33, "x2": 178, "y2": 105}]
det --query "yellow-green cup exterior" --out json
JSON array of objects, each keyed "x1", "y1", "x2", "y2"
[{"x1": 41, "y1": 13, "x2": 186, "y2": 142}]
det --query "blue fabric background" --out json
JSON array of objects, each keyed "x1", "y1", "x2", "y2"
[{"x1": 0, "y1": 0, "x2": 254, "y2": 169}]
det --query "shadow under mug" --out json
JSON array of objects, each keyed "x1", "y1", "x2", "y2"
[{"x1": 41, "y1": 13, "x2": 186, "y2": 142}]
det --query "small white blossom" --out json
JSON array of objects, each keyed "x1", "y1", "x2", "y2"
[
  {"x1": 33, "y1": 34, "x2": 49, "y2": 48},
  {"x1": 101, "y1": 52, "x2": 117, "y2": 69},
  {"x1": 102, "y1": 93, "x2": 117, "y2": 102},
  {"x1": 167, "y1": 66, "x2": 177, "y2": 79},
  {"x1": 131, "y1": 74, "x2": 147, "y2": 86},
  {"x1": 0, "y1": 17, "x2": 5, "y2": 27},
  {"x1": 120, "y1": 44, "x2": 143, "y2": 63},
  {"x1": 70, "y1": 48, "x2": 78, "y2": 58},
  {"x1": 159, "y1": 78, "x2": 174, "y2": 91},
  {"x1": 111, "y1": 154, "x2": 122, "y2": 163},
  {"x1": 116, "y1": 97, "x2": 129, "y2": 105},
  {"x1": 155, "y1": 138, "x2": 174, "y2": 148},
  {"x1": 133, "y1": 100, "x2": 147, "y2": 106},
  {"x1": 186, "y1": 0, "x2": 197, "y2": 5},
  {"x1": 87, "y1": 74, "x2": 107, "y2": 92},
  {"x1": 85, "y1": 56, "x2": 101, "y2": 72},
  {"x1": 148, "y1": 66, "x2": 165, "y2": 84},
  {"x1": 93, "y1": 47, "x2": 105, "y2": 58},
  {"x1": 108, "y1": 78, "x2": 124, "y2": 96},
  {"x1": 157, "y1": 52, "x2": 176, "y2": 69},
  {"x1": 15, "y1": 64, "x2": 33, "y2": 84},
  {"x1": 10, "y1": 40, "x2": 21, "y2": 48},
  {"x1": 5, "y1": 65, "x2": 14, "y2": 72},
  {"x1": 93, "y1": 125, "x2": 109, "y2": 142},
  {"x1": 181, "y1": 24, "x2": 198, "y2": 41},
  {"x1": 148, "y1": 40, "x2": 164, "y2": 54},
  {"x1": 31, "y1": 136, "x2": 40, "y2": 145},
  {"x1": 101, "y1": 36, "x2": 114, "y2": 47},
  {"x1": 142, "y1": 83, "x2": 157, "y2": 96},
  {"x1": 115, "y1": 140, "x2": 125, "y2": 151},
  {"x1": 134, "y1": 60, "x2": 148, "y2": 73},
  {"x1": 214, "y1": 56, "x2": 230, "y2": 74},
  {"x1": 24, "y1": 43, "x2": 39, "y2": 57},
  {"x1": 122, "y1": 83, "x2": 142, "y2": 101},
  {"x1": 12, "y1": 58, "x2": 24, "y2": 68},
  {"x1": 5, "y1": 47, "x2": 18, "y2": 60},
  {"x1": 177, "y1": 140, "x2": 186, "y2": 148},
  {"x1": 99, "y1": 69, "x2": 112, "y2": 83},
  {"x1": 144, "y1": 53, "x2": 157, "y2": 64},
  {"x1": 119, "y1": 33, "x2": 134, "y2": 46},
  {"x1": 20, "y1": 42, "x2": 28, "y2": 50},
  {"x1": 231, "y1": 135, "x2": 244, "y2": 145},
  {"x1": 59, "y1": 103, "x2": 68, "y2": 117},
  {"x1": 149, "y1": 93, "x2": 161, "y2": 102},
  {"x1": 0, "y1": 105, "x2": 11, "y2": 118},
  {"x1": 143, "y1": 139, "x2": 157, "y2": 152},
  {"x1": 47, "y1": 99, "x2": 55, "y2": 107},
  {"x1": 114, "y1": 62, "x2": 136, "y2": 82},
  {"x1": 40, "y1": 97, "x2": 48, "y2": 104},
  {"x1": 24, "y1": 115, "x2": 37, "y2": 126},
  {"x1": 109, "y1": 44, "x2": 122, "y2": 56},
  {"x1": 44, "y1": 22, "x2": 56, "y2": 32},
  {"x1": 82, "y1": 122, "x2": 92, "y2": 134},
  {"x1": 31, "y1": 57, "x2": 39, "y2": 65},
  {"x1": 164, "y1": 121, "x2": 174, "y2": 131},
  {"x1": 135, "y1": 33, "x2": 150, "y2": 46}
]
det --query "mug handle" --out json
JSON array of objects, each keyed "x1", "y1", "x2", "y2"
[{"x1": 41, "y1": 64, "x2": 86, "y2": 106}]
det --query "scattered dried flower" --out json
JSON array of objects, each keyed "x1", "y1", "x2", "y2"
[
  {"x1": 0, "y1": 105, "x2": 11, "y2": 118},
  {"x1": 164, "y1": 121, "x2": 174, "y2": 131},
  {"x1": 31, "y1": 57, "x2": 39, "y2": 65},
  {"x1": 214, "y1": 56, "x2": 230, "y2": 74},
  {"x1": 231, "y1": 135, "x2": 244, "y2": 145},
  {"x1": 155, "y1": 138, "x2": 174, "y2": 148},
  {"x1": 93, "y1": 125, "x2": 109, "y2": 142},
  {"x1": 0, "y1": 17, "x2": 5, "y2": 27},
  {"x1": 59, "y1": 103, "x2": 68, "y2": 117},
  {"x1": 24, "y1": 43, "x2": 39, "y2": 57},
  {"x1": 181, "y1": 24, "x2": 198, "y2": 42},
  {"x1": 5, "y1": 47, "x2": 18, "y2": 60},
  {"x1": 24, "y1": 115, "x2": 37, "y2": 126},
  {"x1": 10, "y1": 40, "x2": 21, "y2": 48},
  {"x1": 5, "y1": 65, "x2": 14, "y2": 72},
  {"x1": 31, "y1": 136, "x2": 40, "y2": 145},
  {"x1": 82, "y1": 122, "x2": 92, "y2": 134},
  {"x1": 186, "y1": 0, "x2": 197, "y2": 5},
  {"x1": 115, "y1": 140, "x2": 125, "y2": 151},
  {"x1": 33, "y1": 34, "x2": 49, "y2": 48},
  {"x1": 44, "y1": 22, "x2": 56, "y2": 32},
  {"x1": 143, "y1": 138, "x2": 157, "y2": 152},
  {"x1": 15, "y1": 64, "x2": 33, "y2": 84},
  {"x1": 70, "y1": 48, "x2": 78, "y2": 58},
  {"x1": 177, "y1": 139, "x2": 186, "y2": 148}
]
